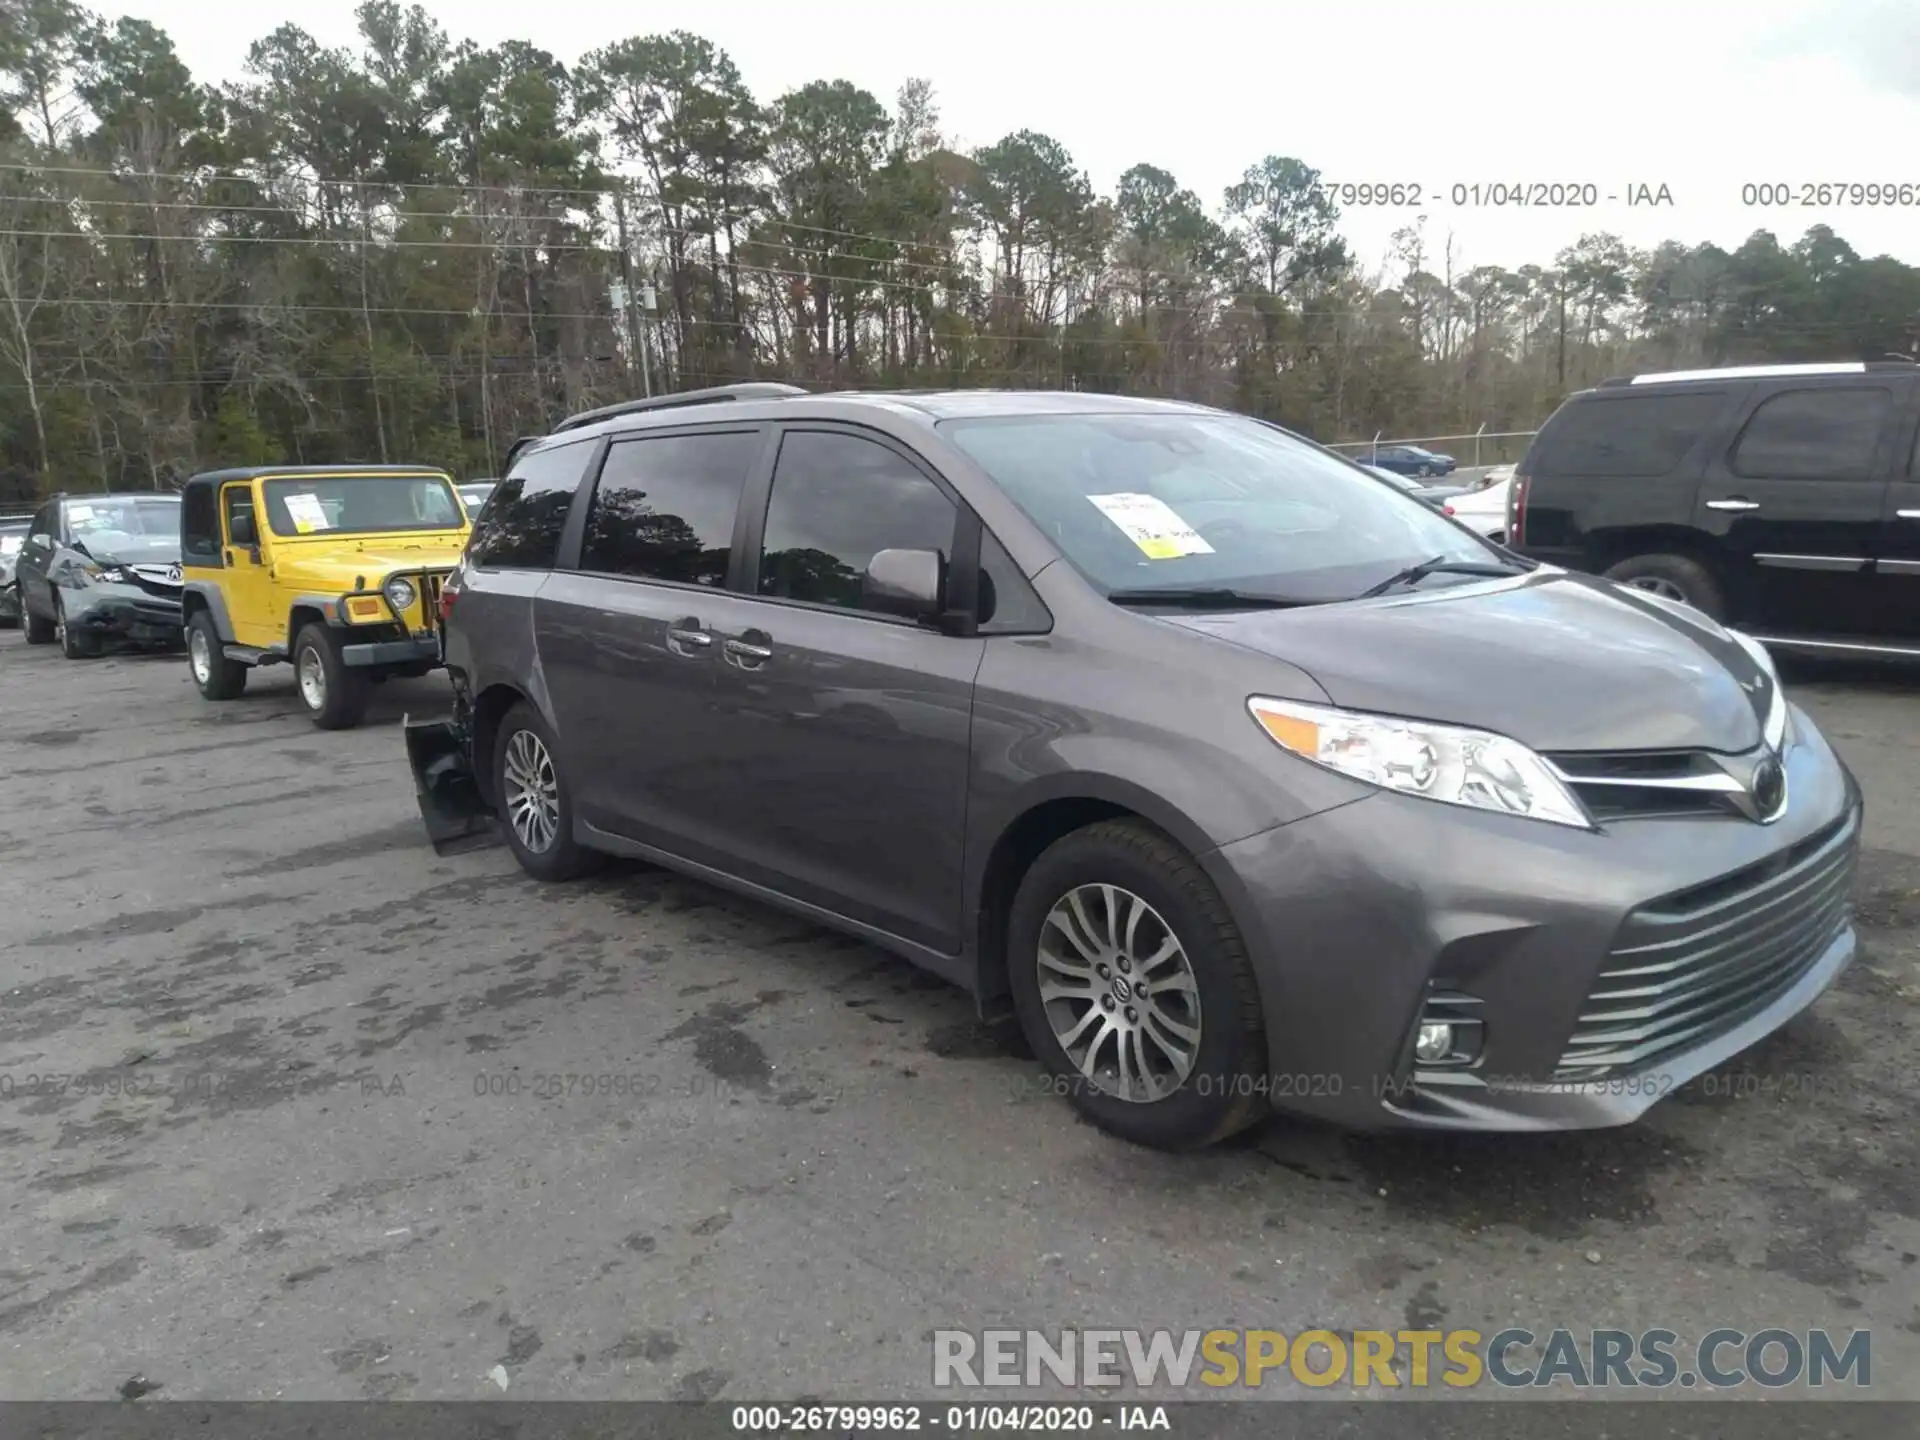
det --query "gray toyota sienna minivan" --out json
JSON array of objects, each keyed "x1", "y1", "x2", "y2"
[{"x1": 406, "y1": 384, "x2": 1862, "y2": 1150}]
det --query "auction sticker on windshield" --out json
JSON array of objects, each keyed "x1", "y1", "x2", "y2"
[
  {"x1": 283, "y1": 493, "x2": 332, "y2": 533},
  {"x1": 1088, "y1": 492, "x2": 1215, "y2": 559}
]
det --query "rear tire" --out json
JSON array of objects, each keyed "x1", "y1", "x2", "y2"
[
  {"x1": 293, "y1": 622, "x2": 369, "y2": 729},
  {"x1": 23, "y1": 599, "x2": 52, "y2": 643},
  {"x1": 493, "y1": 701, "x2": 603, "y2": 882},
  {"x1": 1006, "y1": 819, "x2": 1269, "y2": 1151},
  {"x1": 1604, "y1": 553, "x2": 1727, "y2": 621},
  {"x1": 187, "y1": 610, "x2": 248, "y2": 700}
]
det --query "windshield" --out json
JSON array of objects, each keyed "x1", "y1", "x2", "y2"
[
  {"x1": 940, "y1": 413, "x2": 1499, "y2": 601},
  {"x1": 0, "y1": 523, "x2": 25, "y2": 557},
  {"x1": 261, "y1": 474, "x2": 463, "y2": 538},
  {"x1": 64, "y1": 498, "x2": 181, "y2": 560}
]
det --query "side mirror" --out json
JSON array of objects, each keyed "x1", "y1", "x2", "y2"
[
  {"x1": 229, "y1": 512, "x2": 256, "y2": 547},
  {"x1": 862, "y1": 548, "x2": 945, "y2": 622}
]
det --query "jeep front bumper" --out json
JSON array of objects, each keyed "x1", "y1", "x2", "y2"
[{"x1": 341, "y1": 635, "x2": 440, "y2": 667}]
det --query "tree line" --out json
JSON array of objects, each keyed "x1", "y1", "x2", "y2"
[{"x1": 3, "y1": 0, "x2": 1918, "y2": 498}]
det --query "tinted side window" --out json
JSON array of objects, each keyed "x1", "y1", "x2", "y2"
[
  {"x1": 1730, "y1": 387, "x2": 1889, "y2": 481},
  {"x1": 758, "y1": 431, "x2": 957, "y2": 611},
  {"x1": 468, "y1": 441, "x2": 593, "y2": 570},
  {"x1": 977, "y1": 529, "x2": 1051, "y2": 634},
  {"x1": 580, "y1": 430, "x2": 758, "y2": 585},
  {"x1": 1530, "y1": 391, "x2": 1728, "y2": 478},
  {"x1": 181, "y1": 485, "x2": 220, "y2": 563}
]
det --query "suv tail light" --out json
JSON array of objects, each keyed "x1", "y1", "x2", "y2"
[
  {"x1": 1508, "y1": 473, "x2": 1530, "y2": 546},
  {"x1": 439, "y1": 565, "x2": 463, "y2": 622},
  {"x1": 1442, "y1": 503, "x2": 1456, "y2": 516}
]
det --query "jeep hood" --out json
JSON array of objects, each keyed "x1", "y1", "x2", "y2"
[
  {"x1": 273, "y1": 535, "x2": 466, "y2": 586},
  {"x1": 1161, "y1": 570, "x2": 1773, "y2": 754}
]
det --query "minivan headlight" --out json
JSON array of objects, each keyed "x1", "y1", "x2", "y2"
[
  {"x1": 1248, "y1": 696, "x2": 1592, "y2": 829},
  {"x1": 1727, "y1": 629, "x2": 1792, "y2": 752}
]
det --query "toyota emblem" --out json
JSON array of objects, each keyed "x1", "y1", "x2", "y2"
[{"x1": 1750, "y1": 758, "x2": 1786, "y2": 819}]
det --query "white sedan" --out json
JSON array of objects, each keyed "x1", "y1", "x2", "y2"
[{"x1": 1450, "y1": 464, "x2": 1514, "y2": 539}]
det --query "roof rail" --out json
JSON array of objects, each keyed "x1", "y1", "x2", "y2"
[
  {"x1": 1600, "y1": 360, "x2": 1917, "y2": 388},
  {"x1": 551, "y1": 383, "x2": 808, "y2": 435}
]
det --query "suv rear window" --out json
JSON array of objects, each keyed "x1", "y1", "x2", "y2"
[
  {"x1": 1529, "y1": 391, "x2": 1727, "y2": 478},
  {"x1": 468, "y1": 441, "x2": 594, "y2": 570},
  {"x1": 1729, "y1": 386, "x2": 1889, "y2": 480}
]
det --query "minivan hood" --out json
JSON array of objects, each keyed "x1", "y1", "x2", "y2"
[{"x1": 1160, "y1": 570, "x2": 1772, "y2": 753}]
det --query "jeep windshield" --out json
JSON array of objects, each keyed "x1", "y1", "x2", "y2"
[
  {"x1": 940, "y1": 412, "x2": 1513, "y2": 605},
  {"x1": 65, "y1": 497, "x2": 181, "y2": 561},
  {"x1": 261, "y1": 474, "x2": 463, "y2": 538}
]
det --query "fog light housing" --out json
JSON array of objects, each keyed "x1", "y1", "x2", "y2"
[
  {"x1": 1414, "y1": 1023, "x2": 1454, "y2": 1062},
  {"x1": 384, "y1": 576, "x2": 417, "y2": 613}
]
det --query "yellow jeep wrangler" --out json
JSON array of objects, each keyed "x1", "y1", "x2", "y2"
[{"x1": 177, "y1": 465, "x2": 471, "y2": 729}]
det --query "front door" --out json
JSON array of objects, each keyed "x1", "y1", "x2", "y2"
[
  {"x1": 1694, "y1": 382, "x2": 1902, "y2": 636},
  {"x1": 699, "y1": 426, "x2": 983, "y2": 954},
  {"x1": 220, "y1": 483, "x2": 278, "y2": 647}
]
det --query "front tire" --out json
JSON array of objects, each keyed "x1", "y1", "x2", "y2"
[
  {"x1": 293, "y1": 622, "x2": 369, "y2": 729},
  {"x1": 1007, "y1": 819, "x2": 1268, "y2": 1151},
  {"x1": 493, "y1": 702, "x2": 603, "y2": 882},
  {"x1": 55, "y1": 593, "x2": 98, "y2": 658},
  {"x1": 187, "y1": 611, "x2": 248, "y2": 699},
  {"x1": 1604, "y1": 552, "x2": 1727, "y2": 621}
]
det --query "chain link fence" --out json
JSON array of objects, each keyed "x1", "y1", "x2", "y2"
[{"x1": 1327, "y1": 427, "x2": 1539, "y2": 470}]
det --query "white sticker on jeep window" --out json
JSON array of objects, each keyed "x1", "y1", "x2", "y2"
[
  {"x1": 283, "y1": 493, "x2": 332, "y2": 533},
  {"x1": 67, "y1": 505, "x2": 94, "y2": 521},
  {"x1": 1086, "y1": 492, "x2": 1215, "y2": 559}
]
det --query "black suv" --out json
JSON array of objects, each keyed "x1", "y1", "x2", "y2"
[{"x1": 1509, "y1": 361, "x2": 1920, "y2": 658}]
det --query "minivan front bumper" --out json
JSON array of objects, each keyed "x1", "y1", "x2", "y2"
[{"x1": 1203, "y1": 705, "x2": 1862, "y2": 1132}]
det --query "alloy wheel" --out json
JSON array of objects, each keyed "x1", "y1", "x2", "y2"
[
  {"x1": 188, "y1": 626, "x2": 212, "y2": 684},
  {"x1": 1625, "y1": 575, "x2": 1688, "y2": 602},
  {"x1": 1036, "y1": 883, "x2": 1203, "y2": 1103},
  {"x1": 502, "y1": 728, "x2": 560, "y2": 855}
]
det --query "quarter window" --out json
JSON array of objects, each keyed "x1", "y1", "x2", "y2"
[
  {"x1": 467, "y1": 441, "x2": 594, "y2": 570},
  {"x1": 1729, "y1": 387, "x2": 1889, "y2": 481},
  {"x1": 579, "y1": 431, "x2": 760, "y2": 585},
  {"x1": 1530, "y1": 392, "x2": 1727, "y2": 478},
  {"x1": 757, "y1": 431, "x2": 957, "y2": 612}
]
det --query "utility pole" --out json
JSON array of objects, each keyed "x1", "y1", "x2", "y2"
[
  {"x1": 1556, "y1": 279, "x2": 1568, "y2": 388},
  {"x1": 637, "y1": 279, "x2": 655, "y2": 397},
  {"x1": 613, "y1": 187, "x2": 647, "y2": 397}
]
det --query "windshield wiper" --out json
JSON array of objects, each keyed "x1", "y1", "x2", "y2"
[
  {"x1": 1106, "y1": 586, "x2": 1313, "y2": 609},
  {"x1": 1356, "y1": 555, "x2": 1531, "y2": 599}
]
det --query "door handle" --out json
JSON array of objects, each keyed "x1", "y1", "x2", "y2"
[
  {"x1": 723, "y1": 636, "x2": 772, "y2": 665},
  {"x1": 1705, "y1": 498, "x2": 1760, "y2": 512},
  {"x1": 665, "y1": 619, "x2": 712, "y2": 656}
]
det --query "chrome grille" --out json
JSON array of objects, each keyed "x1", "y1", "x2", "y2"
[
  {"x1": 1554, "y1": 810, "x2": 1858, "y2": 1081},
  {"x1": 1544, "y1": 747, "x2": 1747, "y2": 821}
]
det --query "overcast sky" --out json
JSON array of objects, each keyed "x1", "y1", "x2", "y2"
[{"x1": 114, "y1": 0, "x2": 1920, "y2": 276}]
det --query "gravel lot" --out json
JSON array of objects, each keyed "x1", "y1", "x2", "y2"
[{"x1": 0, "y1": 635, "x2": 1916, "y2": 1402}]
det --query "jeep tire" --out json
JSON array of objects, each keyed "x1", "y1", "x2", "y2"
[
  {"x1": 187, "y1": 610, "x2": 248, "y2": 700},
  {"x1": 293, "y1": 621, "x2": 370, "y2": 729}
]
